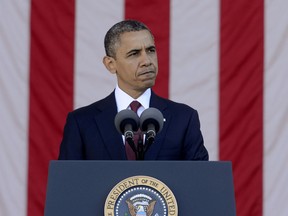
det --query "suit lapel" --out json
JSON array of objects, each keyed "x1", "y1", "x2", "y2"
[
  {"x1": 93, "y1": 92, "x2": 126, "y2": 160},
  {"x1": 145, "y1": 92, "x2": 171, "y2": 160}
]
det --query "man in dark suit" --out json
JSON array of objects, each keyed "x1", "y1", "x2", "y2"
[{"x1": 58, "y1": 20, "x2": 208, "y2": 160}]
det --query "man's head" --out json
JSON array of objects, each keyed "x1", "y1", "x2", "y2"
[
  {"x1": 103, "y1": 20, "x2": 158, "y2": 99},
  {"x1": 104, "y1": 20, "x2": 153, "y2": 59}
]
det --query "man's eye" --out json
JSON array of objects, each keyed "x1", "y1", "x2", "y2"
[
  {"x1": 128, "y1": 52, "x2": 138, "y2": 57},
  {"x1": 148, "y1": 48, "x2": 156, "y2": 53}
]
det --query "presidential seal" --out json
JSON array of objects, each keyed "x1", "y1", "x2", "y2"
[{"x1": 104, "y1": 176, "x2": 178, "y2": 216}]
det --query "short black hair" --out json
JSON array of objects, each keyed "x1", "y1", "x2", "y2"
[{"x1": 104, "y1": 20, "x2": 153, "y2": 58}]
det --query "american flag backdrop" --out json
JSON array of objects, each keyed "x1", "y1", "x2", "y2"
[{"x1": 0, "y1": 0, "x2": 288, "y2": 216}]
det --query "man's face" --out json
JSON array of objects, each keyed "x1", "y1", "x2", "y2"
[{"x1": 112, "y1": 30, "x2": 158, "y2": 97}]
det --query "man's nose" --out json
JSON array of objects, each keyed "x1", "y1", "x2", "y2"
[{"x1": 140, "y1": 52, "x2": 152, "y2": 66}]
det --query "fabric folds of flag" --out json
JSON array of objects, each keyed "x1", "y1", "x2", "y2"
[{"x1": 0, "y1": 0, "x2": 287, "y2": 216}]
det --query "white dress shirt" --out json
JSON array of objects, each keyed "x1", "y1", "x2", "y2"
[
  {"x1": 115, "y1": 84, "x2": 151, "y2": 117},
  {"x1": 115, "y1": 85, "x2": 151, "y2": 145}
]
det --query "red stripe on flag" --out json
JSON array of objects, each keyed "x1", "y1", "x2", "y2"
[
  {"x1": 28, "y1": 1, "x2": 75, "y2": 215},
  {"x1": 220, "y1": 1, "x2": 264, "y2": 215},
  {"x1": 125, "y1": 0, "x2": 170, "y2": 98}
]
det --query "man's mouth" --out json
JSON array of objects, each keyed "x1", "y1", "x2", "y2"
[{"x1": 139, "y1": 70, "x2": 155, "y2": 76}]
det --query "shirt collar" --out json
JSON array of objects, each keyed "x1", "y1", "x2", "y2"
[{"x1": 115, "y1": 85, "x2": 151, "y2": 113}]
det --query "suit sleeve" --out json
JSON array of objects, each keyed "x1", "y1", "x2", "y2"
[{"x1": 58, "y1": 112, "x2": 85, "y2": 160}]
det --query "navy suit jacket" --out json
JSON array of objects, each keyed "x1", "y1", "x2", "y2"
[{"x1": 58, "y1": 91, "x2": 208, "y2": 160}]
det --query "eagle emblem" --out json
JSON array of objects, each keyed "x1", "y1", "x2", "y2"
[{"x1": 126, "y1": 194, "x2": 156, "y2": 216}]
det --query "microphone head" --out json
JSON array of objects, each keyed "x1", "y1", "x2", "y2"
[
  {"x1": 140, "y1": 108, "x2": 164, "y2": 133},
  {"x1": 114, "y1": 109, "x2": 140, "y2": 135}
]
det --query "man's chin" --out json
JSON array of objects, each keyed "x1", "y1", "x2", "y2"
[{"x1": 142, "y1": 79, "x2": 155, "y2": 88}]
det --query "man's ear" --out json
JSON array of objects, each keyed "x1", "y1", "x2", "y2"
[{"x1": 103, "y1": 56, "x2": 117, "y2": 74}]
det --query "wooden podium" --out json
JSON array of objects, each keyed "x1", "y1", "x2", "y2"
[{"x1": 44, "y1": 161, "x2": 236, "y2": 216}]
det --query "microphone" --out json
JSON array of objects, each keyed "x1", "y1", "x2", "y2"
[
  {"x1": 140, "y1": 108, "x2": 164, "y2": 143},
  {"x1": 114, "y1": 109, "x2": 140, "y2": 141}
]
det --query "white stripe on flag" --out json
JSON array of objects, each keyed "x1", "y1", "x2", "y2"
[
  {"x1": 74, "y1": 0, "x2": 124, "y2": 109},
  {"x1": 0, "y1": 0, "x2": 30, "y2": 216},
  {"x1": 1, "y1": 1, "x2": 288, "y2": 216},
  {"x1": 264, "y1": 0, "x2": 288, "y2": 215},
  {"x1": 170, "y1": 0, "x2": 219, "y2": 160}
]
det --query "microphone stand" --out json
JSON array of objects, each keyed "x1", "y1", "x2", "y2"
[
  {"x1": 126, "y1": 137, "x2": 144, "y2": 160},
  {"x1": 127, "y1": 134, "x2": 155, "y2": 160},
  {"x1": 137, "y1": 139, "x2": 144, "y2": 160},
  {"x1": 143, "y1": 137, "x2": 154, "y2": 154},
  {"x1": 126, "y1": 137, "x2": 137, "y2": 157},
  {"x1": 137, "y1": 136, "x2": 155, "y2": 160}
]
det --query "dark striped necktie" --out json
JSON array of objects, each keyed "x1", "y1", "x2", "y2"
[{"x1": 125, "y1": 100, "x2": 142, "y2": 160}]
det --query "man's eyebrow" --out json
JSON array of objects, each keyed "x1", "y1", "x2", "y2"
[
  {"x1": 146, "y1": 45, "x2": 156, "y2": 50},
  {"x1": 126, "y1": 48, "x2": 141, "y2": 55},
  {"x1": 127, "y1": 45, "x2": 156, "y2": 54}
]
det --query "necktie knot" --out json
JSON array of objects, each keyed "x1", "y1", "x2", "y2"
[{"x1": 130, "y1": 101, "x2": 141, "y2": 113}]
